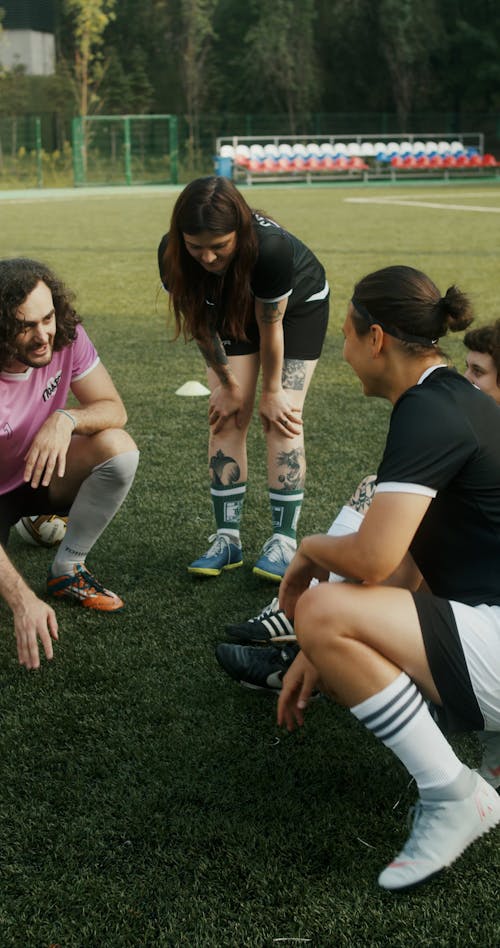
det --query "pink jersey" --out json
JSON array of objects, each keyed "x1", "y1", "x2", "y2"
[{"x1": 0, "y1": 324, "x2": 99, "y2": 495}]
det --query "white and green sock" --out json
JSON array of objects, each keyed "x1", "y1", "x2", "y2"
[
  {"x1": 211, "y1": 482, "x2": 246, "y2": 545},
  {"x1": 269, "y1": 487, "x2": 303, "y2": 543}
]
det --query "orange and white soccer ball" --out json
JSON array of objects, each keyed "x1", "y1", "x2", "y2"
[{"x1": 15, "y1": 514, "x2": 68, "y2": 548}]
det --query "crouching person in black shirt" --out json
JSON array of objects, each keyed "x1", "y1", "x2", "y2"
[{"x1": 277, "y1": 265, "x2": 500, "y2": 892}]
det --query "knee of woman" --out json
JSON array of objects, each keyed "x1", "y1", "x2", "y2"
[
  {"x1": 295, "y1": 583, "x2": 353, "y2": 650},
  {"x1": 295, "y1": 585, "x2": 335, "y2": 647}
]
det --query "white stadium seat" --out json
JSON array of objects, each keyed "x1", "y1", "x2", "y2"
[
  {"x1": 263, "y1": 143, "x2": 280, "y2": 158},
  {"x1": 249, "y1": 144, "x2": 265, "y2": 159},
  {"x1": 438, "y1": 140, "x2": 451, "y2": 155}
]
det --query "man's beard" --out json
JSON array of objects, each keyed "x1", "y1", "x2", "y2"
[{"x1": 16, "y1": 343, "x2": 53, "y2": 368}]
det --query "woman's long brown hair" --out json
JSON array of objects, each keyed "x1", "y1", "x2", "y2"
[{"x1": 160, "y1": 177, "x2": 259, "y2": 343}]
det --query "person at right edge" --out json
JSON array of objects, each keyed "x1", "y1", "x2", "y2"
[{"x1": 277, "y1": 266, "x2": 500, "y2": 891}]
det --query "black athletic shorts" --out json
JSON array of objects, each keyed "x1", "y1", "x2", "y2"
[
  {"x1": 412, "y1": 591, "x2": 484, "y2": 733},
  {"x1": 0, "y1": 483, "x2": 69, "y2": 547},
  {"x1": 220, "y1": 294, "x2": 330, "y2": 360}
]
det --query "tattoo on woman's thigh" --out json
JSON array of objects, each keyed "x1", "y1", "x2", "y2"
[{"x1": 282, "y1": 359, "x2": 306, "y2": 390}]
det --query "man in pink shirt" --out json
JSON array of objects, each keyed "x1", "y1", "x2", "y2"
[{"x1": 0, "y1": 258, "x2": 139, "y2": 669}]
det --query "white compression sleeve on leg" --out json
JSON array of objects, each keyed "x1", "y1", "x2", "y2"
[{"x1": 52, "y1": 449, "x2": 139, "y2": 572}]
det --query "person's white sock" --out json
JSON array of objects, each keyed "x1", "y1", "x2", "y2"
[
  {"x1": 51, "y1": 450, "x2": 139, "y2": 574},
  {"x1": 351, "y1": 672, "x2": 471, "y2": 795}
]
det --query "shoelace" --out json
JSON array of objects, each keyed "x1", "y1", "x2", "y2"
[
  {"x1": 73, "y1": 566, "x2": 107, "y2": 595},
  {"x1": 261, "y1": 536, "x2": 294, "y2": 564},
  {"x1": 251, "y1": 597, "x2": 280, "y2": 623},
  {"x1": 402, "y1": 800, "x2": 442, "y2": 857},
  {"x1": 205, "y1": 533, "x2": 237, "y2": 557}
]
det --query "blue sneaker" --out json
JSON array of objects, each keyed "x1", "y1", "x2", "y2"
[
  {"x1": 188, "y1": 533, "x2": 243, "y2": 577},
  {"x1": 253, "y1": 535, "x2": 296, "y2": 582}
]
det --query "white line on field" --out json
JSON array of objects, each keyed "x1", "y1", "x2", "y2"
[{"x1": 344, "y1": 197, "x2": 500, "y2": 213}]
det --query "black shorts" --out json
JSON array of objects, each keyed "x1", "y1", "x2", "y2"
[
  {"x1": 412, "y1": 591, "x2": 484, "y2": 733},
  {"x1": 221, "y1": 294, "x2": 330, "y2": 360},
  {"x1": 0, "y1": 483, "x2": 69, "y2": 547}
]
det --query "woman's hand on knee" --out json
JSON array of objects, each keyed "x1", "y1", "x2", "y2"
[
  {"x1": 209, "y1": 383, "x2": 245, "y2": 433},
  {"x1": 259, "y1": 391, "x2": 303, "y2": 437}
]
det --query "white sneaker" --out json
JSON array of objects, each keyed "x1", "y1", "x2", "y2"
[{"x1": 378, "y1": 774, "x2": 500, "y2": 891}]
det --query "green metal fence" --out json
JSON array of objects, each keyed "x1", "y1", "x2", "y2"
[
  {"x1": 0, "y1": 116, "x2": 45, "y2": 188},
  {"x1": 71, "y1": 115, "x2": 178, "y2": 187},
  {"x1": 0, "y1": 111, "x2": 499, "y2": 189}
]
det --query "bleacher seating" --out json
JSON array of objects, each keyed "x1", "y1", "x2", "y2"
[{"x1": 215, "y1": 133, "x2": 498, "y2": 184}]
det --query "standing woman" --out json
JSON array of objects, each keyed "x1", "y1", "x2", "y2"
[
  {"x1": 278, "y1": 266, "x2": 500, "y2": 890},
  {"x1": 158, "y1": 176, "x2": 329, "y2": 581}
]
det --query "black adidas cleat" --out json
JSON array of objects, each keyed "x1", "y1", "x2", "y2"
[
  {"x1": 225, "y1": 597, "x2": 296, "y2": 645},
  {"x1": 215, "y1": 641, "x2": 300, "y2": 693}
]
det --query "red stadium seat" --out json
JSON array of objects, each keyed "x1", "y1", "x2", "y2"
[
  {"x1": 482, "y1": 153, "x2": 499, "y2": 167},
  {"x1": 248, "y1": 158, "x2": 262, "y2": 173},
  {"x1": 277, "y1": 157, "x2": 292, "y2": 172},
  {"x1": 262, "y1": 157, "x2": 276, "y2": 171},
  {"x1": 348, "y1": 155, "x2": 369, "y2": 171},
  {"x1": 333, "y1": 156, "x2": 349, "y2": 171}
]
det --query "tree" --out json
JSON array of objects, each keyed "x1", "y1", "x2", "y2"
[
  {"x1": 177, "y1": 0, "x2": 218, "y2": 166},
  {"x1": 62, "y1": 0, "x2": 116, "y2": 116},
  {"x1": 241, "y1": 0, "x2": 319, "y2": 134},
  {"x1": 100, "y1": 47, "x2": 130, "y2": 114},
  {"x1": 128, "y1": 47, "x2": 154, "y2": 115},
  {"x1": 437, "y1": 0, "x2": 500, "y2": 113},
  {"x1": 378, "y1": 0, "x2": 442, "y2": 129}
]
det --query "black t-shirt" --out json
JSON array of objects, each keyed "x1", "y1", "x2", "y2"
[
  {"x1": 376, "y1": 367, "x2": 500, "y2": 605},
  {"x1": 157, "y1": 213, "x2": 326, "y2": 317},
  {"x1": 249, "y1": 214, "x2": 326, "y2": 311}
]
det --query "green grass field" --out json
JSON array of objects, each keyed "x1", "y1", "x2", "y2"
[{"x1": 0, "y1": 181, "x2": 499, "y2": 947}]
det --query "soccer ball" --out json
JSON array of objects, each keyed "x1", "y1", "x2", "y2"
[{"x1": 15, "y1": 514, "x2": 68, "y2": 548}]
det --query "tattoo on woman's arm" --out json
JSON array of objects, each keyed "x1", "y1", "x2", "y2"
[
  {"x1": 260, "y1": 300, "x2": 285, "y2": 324},
  {"x1": 197, "y1": 333, "x2": 234, "y2": 386},
  {"x1": 197, "y1": 333, "x2": 228, "y2": 367}
]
